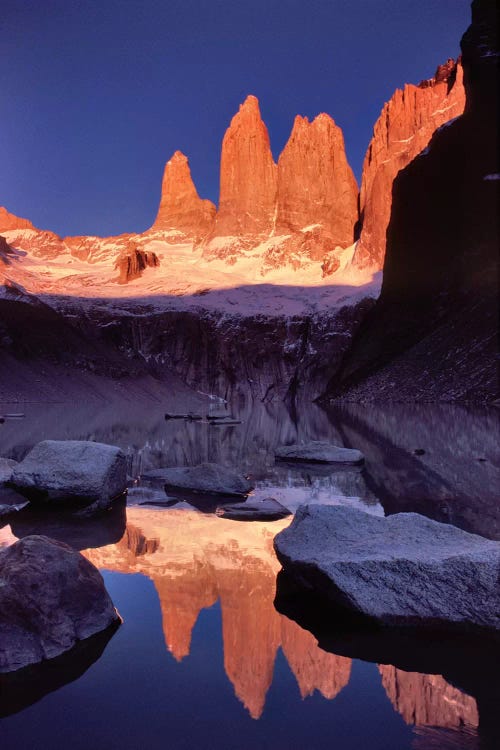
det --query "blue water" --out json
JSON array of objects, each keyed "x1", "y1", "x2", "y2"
[{"x1": 1, "y1": 399, "x2": 496, "y2": 749}]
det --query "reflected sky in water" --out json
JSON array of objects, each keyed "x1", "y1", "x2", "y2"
[{"x1": 0, "y1": 396, "x2": 497, "y2": 749}]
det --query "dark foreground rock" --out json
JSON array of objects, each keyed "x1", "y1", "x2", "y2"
[
  {"x1": 0, "y1": 535, "x2": 120, "y2": 673},
  {"x1": 217, "y1": 497, "x2": 291, "y2": 521},
  {"x1": 275, "y1": 441, "x2": 364, "y2": 465},
  {"x1": 142, "y1": 462, "x2": 253, "y2": 497},
  {"x1": 274, "y1": 506, "x2": 500, "y2": 633},
  {"x1": 10, "y1": 440, "x2": 127, "y2": 512},
  {"x1": 0, "y1": 623, "x2": 118, "y2": 718}
]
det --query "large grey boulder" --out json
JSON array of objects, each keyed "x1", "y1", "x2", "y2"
[
  {"x1": 10, "y1": 440, "x2": 127, "y2": 511},
  {"x1": 274, "y1": 506, "x2": 500, "y2": 633},
  {"x1": 0, "y1": 535, "x2": 120, "y2": 672},
  {"x1": 142, "y1": 462, "x2": 253, "y2": 497},
  {"x1": 275, "y1": 441, "x2": 364, "y2": 465},
  {"x1": 0, "y1": 458, "x2": 18, "y2": 484},
  {"x1": 217, "y1": 497, "x2": 292, "y2": 521}
]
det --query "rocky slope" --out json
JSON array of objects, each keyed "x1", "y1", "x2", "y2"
[
  {"x1": 329, "y1": 0, "x2": 499, "y2": 402},
  {"x1": 353, "y1": 60, "x2": 466, "y2": 270}
]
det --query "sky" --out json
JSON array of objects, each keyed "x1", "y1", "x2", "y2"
[{"x1": 1, "y1": 0, "x2": 471, "y2": 237}]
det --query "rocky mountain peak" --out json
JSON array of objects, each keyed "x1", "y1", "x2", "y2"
[
  {"x1": 353, "y1": 57, "x2": 466, "y2": 270},
  {"x1": 276, "y1": 111, "x2": 358, "y2": 246},
  {"x1": 0, "y1": 206, "x2": 35, "y2": 232},
  {"x1": 152, "y1": 150, "x2": 216, "y2": 240},
  {"x1": 212, "y1": 94, "x2": 277, "y2": 239}
]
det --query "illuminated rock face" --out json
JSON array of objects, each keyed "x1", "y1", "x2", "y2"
[
  {"x1": 0, "y1": 207, "x2": 34, "y2": 232},
  {"x1": 152, "y1": 151, "x2": 216, "y2": 240},
  {"x1": 379, "y1": 665, "x2": 479, "y2": 729},
  {"x1": 114, "y1": 243, "x2": 160, "y2": 284},
  {"x1": 276, "y1": 114, "x2": 358, "y2": 249},
  {"x1": 353, "y1": 59, "x2": 466, "y2": 269},
  {"x1": 333, "y1": 1, "x2": 498, "y2": 401},
  {"x1": 82, "y1": 509, "x2": 351, "y2": 718},
  {"x1": 213, "y1": 95, "x2": 278, "y2": 241}
]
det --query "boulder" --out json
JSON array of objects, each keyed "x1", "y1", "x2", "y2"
[
  {"x1": 142, "y1": 462, "x2": 253, "y2": 497},
  {"x1": 217, "y1": 497, "x2": 292, "y2": 521},
  {"x1": 274, "y1": 506, "x2": 500, "y2": 633},
  {"x1": 10, "y1": 440, "x2": 127, "y2": 511},
  {"x1": 0, "y1": 535, "x2": 120, "y2": 672},
  {"x1": 275, "y1": 441, "x2": 364, "y2": 465},
  {"x1": 0, "y1": 458, "x2": 17, "y2": 484}
]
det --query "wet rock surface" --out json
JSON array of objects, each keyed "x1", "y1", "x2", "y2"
[
  {"x1": 274, "y1": 505, "x2": 500, "y2": 632},
  {"x1": 217, "y1": 497, "x2": 292, "y2": 521},
  {"x1": 275, "y1": 441, "x2": 364, "y2": 465},
  {"x1": 10, "y1": 440, "x2": 127, "y2": 512},
  {"x1": 0, "y1": 457, "x2": 17, "y2": 483},
  {"x1": 142, "y1": 462, "x2": 254, "y2": 497},
  {"x1": 0, "y1": 535, "x2": 120, "y2": 673}
]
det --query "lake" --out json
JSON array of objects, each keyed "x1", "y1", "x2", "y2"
[{"x1": 0, "y1": 396, "x2": 498, "y2": 749}]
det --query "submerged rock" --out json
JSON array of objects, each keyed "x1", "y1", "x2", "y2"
[
  {"x1": 142, "y1": 462, "x2": 253, "y2": 497},
  {"x1": 274, "y1": 506, "x2": 500, "y2": 633},
  {"x1": 217, "y1": 497, "x2": 292, "y2": 521},
  {"x1": 209, "y1": 418, "x2": 242, "y2": 426},
  {"x1": 10, "y1": 440, "x2": 127, "y2": 512},
  {"x1": 275, "y1": 441, "x2": 364, "y2": 465},
  {"x1": 0, "y1": 535, "x2": 120, "y2": 673}
]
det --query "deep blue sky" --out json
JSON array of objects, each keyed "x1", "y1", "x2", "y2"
[{"x1": 1, "y1": 0, "x2": 470, "y2": 237}]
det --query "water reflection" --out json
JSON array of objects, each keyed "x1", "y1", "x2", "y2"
[
  {"x1": 81, "y1": 508, "x2": 353, "y2": 719},
  {"x1": 0, "y1": 623, "x2": 119, "y2": 718},
  {"x1": 84, "y1": 508, "x2": 479, "y2": 740},
  {"x1": 0, "y1": 508, "x2": 485, "y2": 748},
  {"x1": 0, "y1": 397, "x2": 497, "y2": 749},
  {"x1": 331, "y1": 402, "x2": 500, "y2": 539}
]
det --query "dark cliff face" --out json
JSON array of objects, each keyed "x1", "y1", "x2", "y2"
[{"x1": 328, "y1": 0, "x2": 499, "y2": 402}]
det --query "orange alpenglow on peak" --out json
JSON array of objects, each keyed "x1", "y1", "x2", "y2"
[
  {"x1": 214, "y1": 94, "x2": 278, "y2": 237},
  {"x1": 152, "y1": 150, "x2": 216, "y2": 239},
  {"x1": 276, "y1": 113, "x2": 359, "y2": 246},
  {"x1": 0, "y1": 206, "x2": 35, "y2": 232},
  {"x1": 353, "y1": 58, "x2": 466, "y2": 269}
]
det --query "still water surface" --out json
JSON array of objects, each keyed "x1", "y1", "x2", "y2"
[{"x1": 0, "y1": 398, "x2": 498, "y2": 749}]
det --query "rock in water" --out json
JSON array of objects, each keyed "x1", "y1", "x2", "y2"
[
  {"x1": 274, "y1": 506, "x2": 500, "y2": 633},
  {"x1": 0, "y1": 535, "x2": 120, "y2": 672},
  {"x1": 275, "y1": 441, "x2": 364, "y2": 465},
  {"x1": 0, "y1": 458, "x2": 18, "y2": 484},
  {"x1": 217, "y1": 497, "x2": 292, "y2": 521},
  {"x1": 142, "y1": 462, "x2": 253, "y2": 497},
  {"x1": 10, "y1": 440, "x2": 127, "y2": 511}
]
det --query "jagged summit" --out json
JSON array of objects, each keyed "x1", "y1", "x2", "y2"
[
  {"x1": 0, "y1": 206, "x2": 35, "y2": 232},
  {"x1": 353, "y1": 57, "x2": 466, "y2": 270},
  {"x1": 152, "y1": 150, "x2": 216, "y2": 239},
  {"x1": 276, "y1": 112, "x2": 358, "y2": 245},
  {"x1": 1, "y1": 59, "x2": 467, "y2": 280}
]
